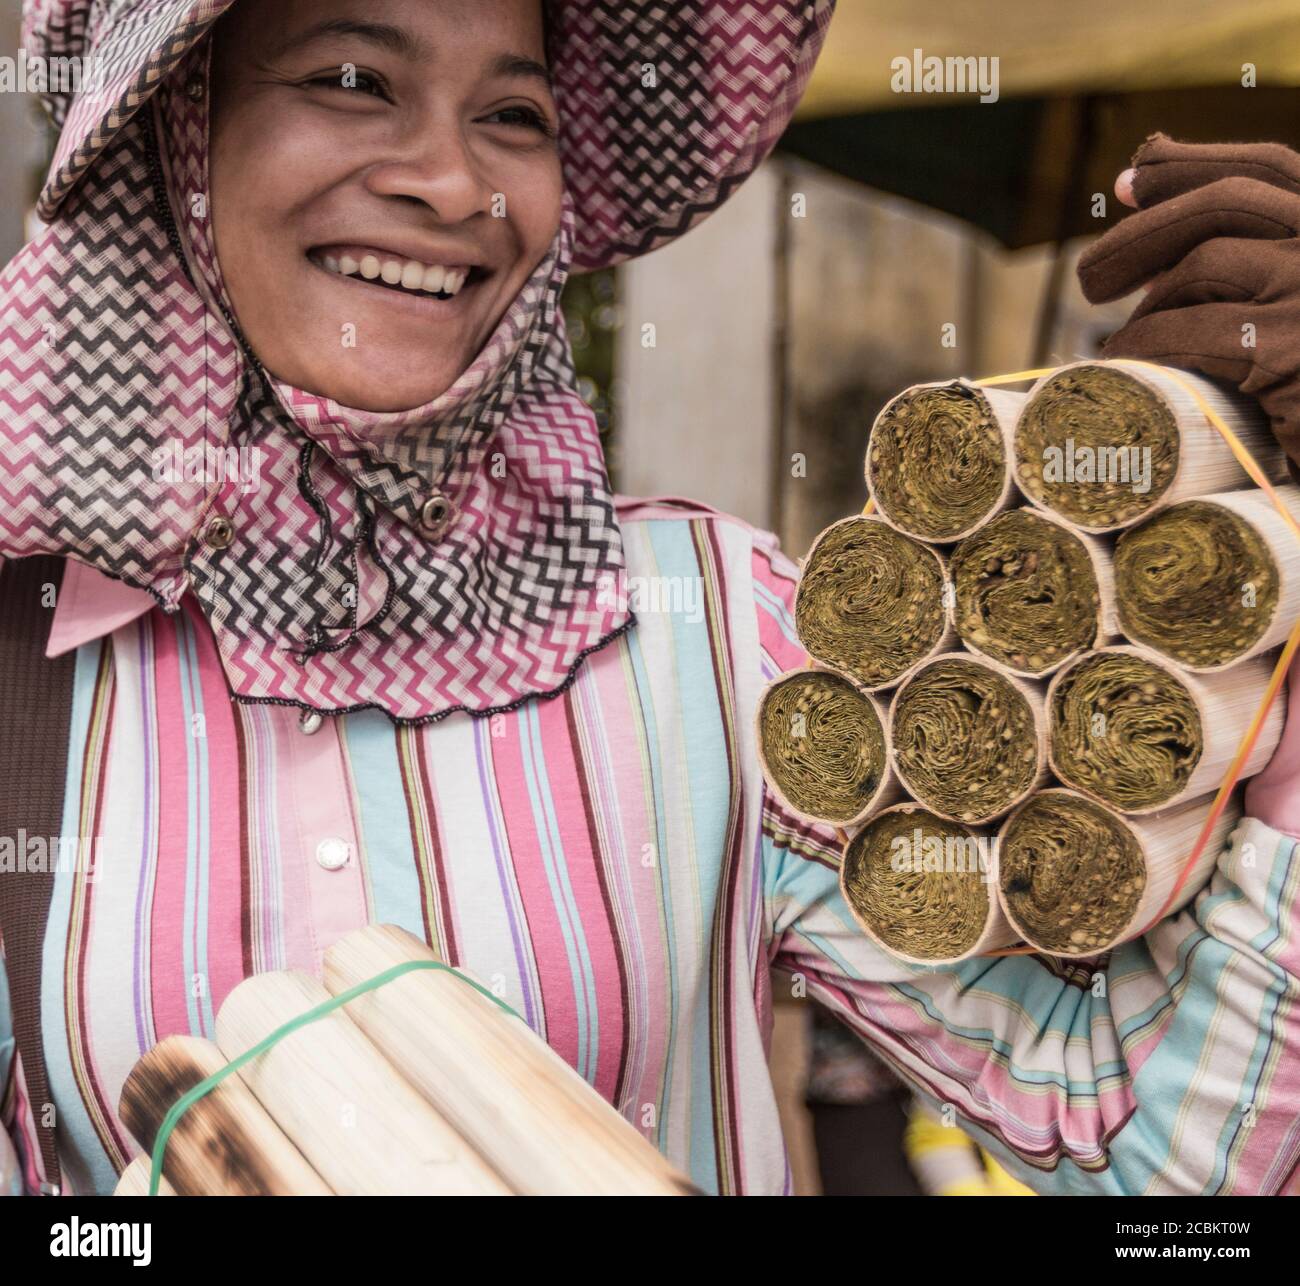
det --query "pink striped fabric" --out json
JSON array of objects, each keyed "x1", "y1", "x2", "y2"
[{"x1": 4, "y1": 499, "x2": 1300, "y2": 1196}]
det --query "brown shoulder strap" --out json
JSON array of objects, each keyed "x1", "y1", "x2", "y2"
[{"x1": 0, "y1": 556, "x2": 74, "y2": 1193}]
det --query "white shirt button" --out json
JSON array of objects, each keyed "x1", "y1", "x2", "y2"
[
  {"x1": 298, "y1": 711, "x2": 323, "y2": 735},
  {"x1": 315, "y1": 837, "x2": 351, "y2": 871}
]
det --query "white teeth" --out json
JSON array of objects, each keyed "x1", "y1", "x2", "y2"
[{"x1": 319, "y1": 251, "x2": 474, "y2": 296}]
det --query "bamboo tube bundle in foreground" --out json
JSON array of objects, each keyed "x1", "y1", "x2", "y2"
[
  {"x1": 756, "y1": 667, "x2": 899, "y2": 826},
  {"x1": 795, "y1": 515, "x2": 952, "y2": 690},
  {"x1": 865, "y1": 380, "x2": 1024, "y2": 543},
  {"x1": 995, "y1": 789, "x2": 1241, "y2": 957},
  {"x1": 888, "y1": 654, "x2": 1046, "y2": 824},
  {"x1": 214, "y1": 970, "x2": 511, "y2": 1196},
  {"x1": 115, "y1": 927, "x2": 694, "y2": 1195},
  {"x1": 1014, "y1": 361, "x2": 1284, "y2": 532},
  {"x1": 1048, "y1": 646, "x2": 1282, "y2": 814},
  {"x1": 839, "y1": 804, "x2": 1016, "y2": 963},
  {"x1": 118, "y1": 1034, "x2": 332, "y2": 1196},
  {"x1": 115, "y1": 1158, "x2": 176, "y2": 1196},
  {"x1": 1114, "y1": 487, "x2": 1300, "y2": 671},
  {"x1": 948, "y1": 508, "x2": 1117, "y2": 676},
  {"x1": 323, "y1": 925, "x2": 693, "y2": 1196}
]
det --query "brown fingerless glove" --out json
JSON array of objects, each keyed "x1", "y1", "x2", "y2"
[{"x1": 1077, "y1": 134, "x2": 1300, "y2": 468}]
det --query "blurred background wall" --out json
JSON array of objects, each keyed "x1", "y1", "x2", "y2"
[{"x1": 0, "y1": 0, "x2": 43, "y2": 262}]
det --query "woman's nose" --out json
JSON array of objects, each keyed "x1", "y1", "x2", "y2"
[{"x1": 363, "y1": 124, "x2": 493, "y2": 222}]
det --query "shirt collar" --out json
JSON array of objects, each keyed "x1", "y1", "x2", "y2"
[{"x1": 46, "y1": 559, "x2": 156, "y2": 658}]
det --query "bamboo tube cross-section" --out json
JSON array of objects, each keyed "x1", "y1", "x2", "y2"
[
  {"x1": 866, "y1": 380, "x2": 1024, "y2": 543},
  {"x1": 839, "y1": 804, "x2": 1015, "y2": 963},
  {"x1": 757, "y1": 667, "x2": 898, "y2": 826}
]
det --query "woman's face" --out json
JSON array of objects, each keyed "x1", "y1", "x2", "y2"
[{"x1": 210, "y1": 0, "x2": 562, "y2": 413}]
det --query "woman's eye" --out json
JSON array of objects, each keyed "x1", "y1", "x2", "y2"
[
  {"x1": 486, "y1": 104, "x2": 556, "y2": 138},
  {"x1": 304, "y1": 71, "x2": 388, "y2": 99}
]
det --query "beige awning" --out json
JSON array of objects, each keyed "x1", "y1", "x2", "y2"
[{"x1": 797, "y1": 0, "x2": 1300, "y2": 118}]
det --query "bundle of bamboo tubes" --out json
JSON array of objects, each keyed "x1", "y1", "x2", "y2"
[
  {"x1": 113, "y1": 924, "x2": 695, "y2": 1197},
  {"x1": 757, "y1": 359, "x2": 1291, "y2": 964}
]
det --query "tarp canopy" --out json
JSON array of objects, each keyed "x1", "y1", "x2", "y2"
[{"x1": 795, "y1": 0, "x2": 1300, "y2": 119}]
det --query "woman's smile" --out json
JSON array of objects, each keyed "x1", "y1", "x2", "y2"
[{"x1": 309, "y1": 245, "x2": 488, "y2": 301}]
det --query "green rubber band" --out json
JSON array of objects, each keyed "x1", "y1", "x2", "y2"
[{"x1": 146, "y1": 958, "x2": 522, "y2": 1196}]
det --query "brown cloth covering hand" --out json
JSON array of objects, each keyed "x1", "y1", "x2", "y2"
[{"x1": 1077, "y1": 134, "x2": 1300, "y2": 468}]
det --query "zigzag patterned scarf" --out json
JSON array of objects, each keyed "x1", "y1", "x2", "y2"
[
  {"x1": 0, "y1": 41, "x2": 632, "y2": 723},
  {"x1": 2, "y1": 0, "x2": 835, "y2": 723}
]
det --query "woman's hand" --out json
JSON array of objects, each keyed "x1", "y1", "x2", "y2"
[{"x1": 1077, "y1": 134, "x2": 1300, "y2": 468}]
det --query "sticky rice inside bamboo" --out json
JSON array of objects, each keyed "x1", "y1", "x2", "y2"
[
  {"x1": 949, "y1": 509, "x2": 1108, "y2": 675},
  {"x1": 890, "y1": 656, "x2": 1043, "y2": 823},
  {"x1": 840, "y1": 806, "x2": 1001, "y2": 962},
  {"x1": 997, "y1": 791, "x2": 1146, "y2": 954},
  {"x1": 757, "y1": 669, "x2": 891, "y2": 826},
  {"x1": 1014, "y1": 364, "x2": 1179, "y2": 528},
  {"x1": 866, "y1": 381, "x2": 1017, "y2": 542},
  {"x1": 1114, "y1": 499, "x2": 1279, "y2": 669},
  {"x1": 1049, "y1": 650, "x2": 1202, "y2": 812},
  {"x1": 795, "y1": 516, "x2": 949, "y2": 689}
]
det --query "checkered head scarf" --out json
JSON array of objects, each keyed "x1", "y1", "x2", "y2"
[{"x1": 1, "y1": 0, "x2": 834, "y2": 722}]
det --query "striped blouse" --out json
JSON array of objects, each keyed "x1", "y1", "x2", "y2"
[{"x1": 2, "y1": 495, "x2": 1299, "y2": 1196}]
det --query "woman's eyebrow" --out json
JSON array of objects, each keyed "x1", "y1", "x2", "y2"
[
  {"x1": 489, "y1": 52, "x2": 552, "y2": 89},
  {"x1": 268, "y1": 18, "x2": 422, "y2": 61}
]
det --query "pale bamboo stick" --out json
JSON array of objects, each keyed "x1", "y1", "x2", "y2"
[
  {"x1": 323, "y1": 925, "x2": 694, "y2": 1196},
  {"x1": 995, "y1": 788, "x2": 1241, "y2": 957},
  {"x1": 1115, "y1": 486, "x2": 1300, "y2": 671},
  {"x1": 214, "y1": 970, "x2": 511, "y2": 1195},
  {"x1": 114, "y1": 1157, "x2": 176, "y2": 1196},
  {"x1": 949, "y1": 507, "x2": 1118, "y2": 678},
  {"x1": 795, "y1": 515, "x2": 955, "y2": 691},
  {"x1": 1047, "y1": 645, "x2": 1282, "y2": 814},
  {"x1": 118, "y1": 1033, "x2": 332, "y2": 1196},
  {"x1": 866, "y1": 380, "x2": 1025, "y2": 543},
  {"x1": 1015, "y1": 360, "x2": 1285, "y2": 533},
  {"x1": 839, "y1": 802, "x2": 1017, "y2": 964},
  {"x1": 756, "y1": 665, "x2": 903, "y2": 827},
  {"x1": 887, "y1": 652, "x2": 1048, "y2": 825}
]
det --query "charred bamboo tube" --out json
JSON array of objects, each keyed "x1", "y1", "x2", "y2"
[
  {"x1": 757, "y1": 667, "x2": 899, "y2": 826},
  {"x1": 1014, "y1": 361, "x2": 1283, "y2": 532},
  {"x1": 1047, "y1": 646, "x2": 1281, "y2": 814},
  {"x1": 996, "y1": 788, "x2": 1241, "y2": 957},
  {"x1": 118, "y1": 1033, "x2": 332, "y2": 1196},
  {"x1": 214, "y1": 970, "x2": 511, "y2": 1195},
  {"x1": 839, "y1": 804, "x2": 1014, "y2": 963},
  {"x1": 1114, "y1": 487, "x2": 1300, "y2": 671},
  {"x1": 949, "y1": 508, "x2": 1117, "y2": 676},
  {"x1": 322, "y1": 925, "x2": 693, "y2": 1196},
  {"x1": 865, "y1": 380, "x2": 1024, "y2": 543},
  {"x1": 114, "y1": 1157, "x2": 176, "y2": 1196},
  {"x1": 888, "y1": 654, "x2": 1046, "y2": 824},
  {"x1": 795, "y1": 515, "x2": 952, "y2": 690}
]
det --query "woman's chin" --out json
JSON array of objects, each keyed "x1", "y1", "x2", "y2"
[{"x1": 268, "y1": 353, "x2": 463, "y2": 414}]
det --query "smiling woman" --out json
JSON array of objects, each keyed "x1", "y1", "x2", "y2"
[
  {"x1": 5, "y1": 0, "x2": 1300, "y2": 1206},
  {"x1": 210, "y1": 0, "x2": 563, "y2": 411}
]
